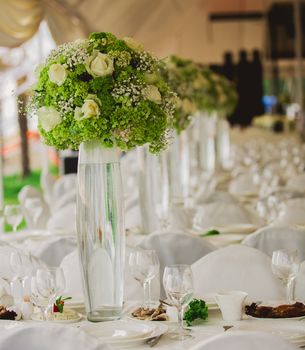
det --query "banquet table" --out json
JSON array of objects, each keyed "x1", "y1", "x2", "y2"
[{"x1": 1, "y1": 303, "x2": 304, "y2": 349}]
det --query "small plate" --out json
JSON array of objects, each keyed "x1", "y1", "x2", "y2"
[
  {"x1": 80, "y1": 320, "x2": 168, "y2": 346},
  {"x1": 31, "y1": 309, "x2": 82, "y2": 323}
]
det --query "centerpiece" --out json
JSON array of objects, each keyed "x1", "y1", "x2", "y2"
[{"x1": 30, "y1": 31, "x2": 177, "y2": 321}]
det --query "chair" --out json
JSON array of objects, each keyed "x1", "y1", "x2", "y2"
[
  {"x1": 0, "y1": 324, "x2": 110, "y2": 350},
  {"x1": 286, "y1": 173, "x2": 305, "y2": 192},
  {"x1": 47, "y1": 203, "x2": 76, "y2": 232},
  {"x1": 139, "y1": 231, "x2": 216, "y2": 298},
  {"x1": 273, "y1": 198, "x2": 305, "y2": 226},
  {"x1": 229, "y1": 173, "x2": 259, "y2": 196},
  {"x1": 40, "y1": 171, "x2": 56, "y2": 207},
  {"x1": 189, "y1": 331, "x2": 297, "y2": 350},
  {"x1": 191, "y1": 245, "x2": 285, "y2": 300},
  {"x1": 242, "y1": 226, "x2": 305, "y2": 260},
  {"x1": 53, "y1": 174, "x2": 77, "y2": 206},
  {"x1": 193, "y1": 202, "x2": 261, "y2": 230}
]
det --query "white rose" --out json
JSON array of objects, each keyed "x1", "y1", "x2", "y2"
[
  {"x1": 48, "y1": 64, "x2": 67, "y2": 86},
  {"x1": 123, "y1": 37, "x2": 144, "y2": 51},
  {"x1": 37, "y1": 106, "x2": 62, "y2": 132},
  {"x1": 85, "y1": 51, "x2": 114, "y2": 77},
  {"x1": 181, "y1": 98, "x2": 196, "y2": 114},
  {"x1": 142, "y1": 85, "x2": 162, "y2": 104},
  {"x1": 74, "y1": 95, "x2": 101, "y2": 121}
]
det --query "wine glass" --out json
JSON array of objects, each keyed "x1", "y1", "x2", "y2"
[
  {"x1": 4, "y1": 205, "x2": 23, "y2": 232},
  {"x1": 163, "y1": 265, "x2": 194, "y2": 340},
  {"x1": 129, "y1": 249, "x2": 159, "y2": 307},
  {"x1": 271, "y1": 249, "x2": 300, "y2": 303},
  {"x1": 35, "y1": 267, "x2": 65, "y2": 320}
]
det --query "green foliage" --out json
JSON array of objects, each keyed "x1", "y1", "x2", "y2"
[{"x1": 184, "y1": 299, "x2": 209, "y2": 326}]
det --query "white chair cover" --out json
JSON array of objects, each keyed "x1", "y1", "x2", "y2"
[
  {"x1": 286, "y1": 173, "x2": 305, "y2": 192},
  {"x1": 47, "y1": 203, "x2": 76, "y2": 232},
  {"x1": 193, "y1": 202, "x2": 260, "y2": 230},
  {"x1": 196, "y1": 191, "x2": 238, "y2": 205},
  {"x1": 0, "y1": 324, "x2": 110, "y2": 350},
  {"x1": 192, "y1": 245, "x2": 285, "y2": 300},
  {"x1": 189, "y1": 331, "x2": 297, "y2": 350},
  {"x1": 229, "y1": 173, "x2": 259, "y2": 196},
  {"x1": 60, "y1": 250, "x2": 83, "y2": 299},
  {"x1": 139, "y1": 231, "x2": 216, "y2": 298},
  {"x1": 242, "y1": 226, "x2": 305, "y2": 260},
  {"x1": 18, "y1": 185, "x2": 50, "y2": 230},
  {"x1": 273, "y1": 198, "x2": 305, "y2": 226}
]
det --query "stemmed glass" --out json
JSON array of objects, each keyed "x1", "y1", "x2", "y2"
[
  {"x1": 32, "y1": 267, "x2": 65, "y2": 320},
  {"x1": 163, "y1": 265, "x2": 194, "y2": 341},
  {"x1": 4, "y1": 205, "x2": 23, "y2": 232},
  {"x1": 129, "y1": 249, "x2": 159, "y2": 308},
  {"x1": 272, "y1": 249, "x2": 300, "y2": 303},
  {"x1": 10, "y1": 251, "x2": 33, "y2": 300}
]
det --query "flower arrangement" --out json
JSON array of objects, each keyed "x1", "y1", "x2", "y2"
[
  {"x1": 198, "y1": 67, "x2": 238, "y2": 116},
  {"x1": 161, "y1": 55, "x2": 204, "y2": 133},
  {"x1": 30, "y1": 32, "x2": 177, "y2": 153}
]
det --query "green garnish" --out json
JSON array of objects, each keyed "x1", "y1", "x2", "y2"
[
  {"x1": 200, "y1": 229, "x2": 220, "y2": 237},
  {"x1": 53, "y1": 296, "x2": 72, "y2": 313},
  {"x1": 184, "y1": 299, "x2": 208, "y2": 326}
]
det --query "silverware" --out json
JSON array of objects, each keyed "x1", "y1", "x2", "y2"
[{"x1": 146, "y1": 334, "x2": 163, "y2": 347}]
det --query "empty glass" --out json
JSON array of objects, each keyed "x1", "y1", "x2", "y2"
[
  {"x1": 34, "y1": 267, "x2": 65, "y2": 320},
  {"x1": 129, "y1": 249, "x2": 159, "y2": 307},
  {"x1": 163, "y1": 265, "x2": 194, "y2": 340},
  {"x1": 271, "y1": 249, "x2": 300, "y2": 303},
  {"x1": 4, "y1": 205, "x2": 23, "y2": 232}
]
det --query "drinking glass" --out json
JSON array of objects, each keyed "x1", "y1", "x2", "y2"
[
  {"x1": 163, "y1": 265, "x2": 194, "y2": 340},
  {"x1": 34, "y1": 267, "x2": 65, "y2": 320},
  {"x1": 10, "y1": 251, "x2": 33, "y2": 300},
  {"x1": 129, "y1": 249, "x2": 159, "y2": 307},
  {"x1": 4, "y1": 205, "x2": 23, "y2": 232},
  {"x1": 272, "y1": 249, "x2": 299, "y2": 303}
]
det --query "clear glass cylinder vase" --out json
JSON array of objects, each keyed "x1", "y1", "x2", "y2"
[
  {"x1": 198, "y1": 112, "x2": 217, "y2": 173},
  {"x1": 76, "y1": 140, "x2": 125, "y2": 322},
  {"x1": 216, "y1": 118, "x2": 231, "y2": 170},
  {"x1": 168, "y1": 130, "x2": 190, "y2": 204},
  {"x1": 138, "y1": 146, "x2": 169, "y2": 234}
]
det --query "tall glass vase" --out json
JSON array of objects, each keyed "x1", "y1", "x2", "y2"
[
  {"x1": 216, "y1": 117, "x2": 231, "y2": 170},
  {"x1": 168, "y1": 130, "x2": 190, "y2": 204},
  {"x1": 138, "y1": 146, "x2": 169, "y2": 234},
  {"x1": 198, "y1": 112, "x2": 217, "y2": 173},
  {"x1": 76, "y1": 140, "x2": 125, "y2": 322}
]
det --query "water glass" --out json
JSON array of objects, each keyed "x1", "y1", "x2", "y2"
[
  {"x1": 34, "y1": 267, "x2": 65, "y2": 320},
  {"x1": 4, "y1": 205, "x2": 23, "y2": 232},
  {"x1": 163, "y1": 265, "x2": 193, "y2": 340},
  {"x1": 272, "y1": 249, "x2": 299, "y2": 303},
  {"x1": 129, "y1": 249, "x2": 159, "y2": 307}
]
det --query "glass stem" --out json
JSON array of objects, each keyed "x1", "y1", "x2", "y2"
[
  {"x1": 143, "y1": 281, "x2": 149, "y2": 308},
  {"x1": 177, "y1": 304, "x2": 184, "y2": 333},
  {"x1": 287, "y1": 276, "x2": 295, "y2": 304}
]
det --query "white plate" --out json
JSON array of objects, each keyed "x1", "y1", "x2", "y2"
[
  {"x1": 229, "y1": 320, "x2": 305, "y2": 344},
  {"x1": 31, "y1": 309, "x2": 82, "y2": 323},
  {"x1": 80, "y1": 320, "x2": 168, "y2": 346}
]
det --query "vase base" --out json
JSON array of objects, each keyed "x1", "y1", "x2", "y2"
[{"x1": 87, "y1": 306, "x2": 122, "y2": 322}]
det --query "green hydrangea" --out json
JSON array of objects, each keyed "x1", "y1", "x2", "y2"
[
  {"x1": 160, "y1": 55, "x2": 202, "y2": 133},
  {"x1": 30, "y1": 32, "x2": 177, "y2": 153}
]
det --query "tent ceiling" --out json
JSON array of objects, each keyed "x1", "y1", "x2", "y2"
[{"x1": 0, "y1": 0, "x2": 267, "y2": 63}]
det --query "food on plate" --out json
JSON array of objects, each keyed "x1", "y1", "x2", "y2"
[
  {"x1": 184, "y1": 299, "x2": 208, "y2": 326},
  {"x1": 245, "y1": 302, "x2": 305, "y2": 318},
  {"x1": 0, "y1": 305, "x2": 17, "y2": 320},
  {"x1": 131, "y1": 304, "x2": 168, "y2": 321}
]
